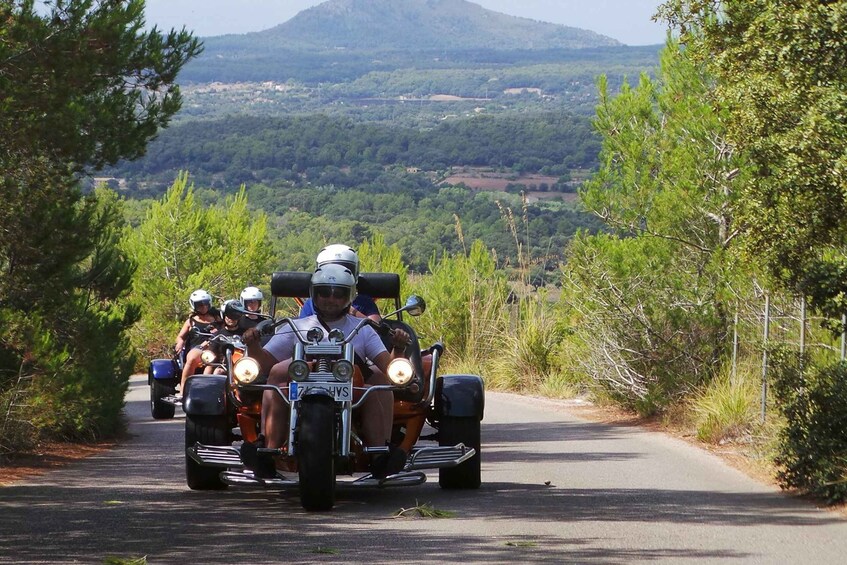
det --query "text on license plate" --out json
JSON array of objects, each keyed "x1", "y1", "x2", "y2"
[{"x1": 289, "y1": 381, "x2": 351, "y2": 401}]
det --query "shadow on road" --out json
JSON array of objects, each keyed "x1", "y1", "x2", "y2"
[{"x1": 0, "y1": 381, "x2": 841, "y2": 563}]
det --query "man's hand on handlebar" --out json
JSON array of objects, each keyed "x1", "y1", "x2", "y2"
[{"x1": 242, "y1": 327, "x2": 261, "y2": 347}]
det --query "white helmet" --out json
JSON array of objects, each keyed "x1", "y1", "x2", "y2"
[
  {"x1": 310, "y1": 263, "x2": 357, "y2": 311},
  {"x1": 189, "y1": 289, "x2": 212, "y2": 311},
  {"x1": 316, "y1": 244, "x2": 359, "y2": 279},
  {"x1": 240, "y1": 286, "x2": 263, "y2": 302}
]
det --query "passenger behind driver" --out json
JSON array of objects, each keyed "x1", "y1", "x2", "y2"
[
  {"x1": 298, "y1": 244, "x2": 381, "y2": 321},
  {"x1": 238, "y1": 286, "x2": 264, "y2": 331},
  {"x1": 175, "y1": 289, "x2": 221, "y2": 397}
]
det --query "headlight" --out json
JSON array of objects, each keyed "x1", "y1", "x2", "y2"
[
  {"x1": 306, "y1": 327, "x2": 323, "y2": 343},
  {"x1": 387, "y1": 358, "x2": 414, "y2": 386},
  {"x1": 288, "y1": 360, "x2": 310, "y2": 382},
  {"x1": 233, "y1": 357, "x2": 260, "y2": 384},
  {"x1": 332, "y1": 359, "x2": 354, "y2": 382},
  {"x1": 200, "y1": 349, "x2": 217, "y2": 364}
]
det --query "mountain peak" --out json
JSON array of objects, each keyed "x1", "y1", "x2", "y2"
[{"x1": 261, "y1": 0, "x2": 620, "y2": 50}]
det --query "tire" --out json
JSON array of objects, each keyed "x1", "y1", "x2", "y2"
[
  {"x1": 438, "y1": 416, "x2": 481, "y2": 489},
  {"x1": 185, "y1": 415, "x2": 230, "y2": 490},
  {"x1": 150, "y1": 380, "x2": 175, "y2": 420},
  {"x1": 296, "y1": 396, "x2": 336, "y2": 511}
]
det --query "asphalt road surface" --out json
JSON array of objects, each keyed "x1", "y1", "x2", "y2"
[{"x1": 2, "y1": 374, "x2": 847, "y2": 564}]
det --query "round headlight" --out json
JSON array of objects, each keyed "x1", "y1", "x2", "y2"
[
  {"x1": 288, "y1": 360, "x2": 310, "y2": 382},
  {"x1": 200, "y1": 349, "x2": 217, "y2": 364},
  {"x1": 306, "y1": 327, "x2": 324, "y2": 343},
  {"x1": 332, "y1": 359, "x2": 354, "y2": 382},
  {"x1": 386, "y1": 358, "x2": 414, "y2": 386},
  {"x1": 233, "y1": 357, "x2": 260, "y2": 384}
]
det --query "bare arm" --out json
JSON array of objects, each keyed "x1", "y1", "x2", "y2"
[
  {"x1": 242, "y1": 328, "x2": 281, "y2": 375},
  {"x1": 174, "y1": 318, "x2": 192, "y2": 352},
  {"x1": 372, "y1": 328, "x2": 410, "y2": 373}
]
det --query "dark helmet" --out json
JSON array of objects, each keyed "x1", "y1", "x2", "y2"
[{"x1": 222, "y1": 299, "x2": 243, "y2": 321}]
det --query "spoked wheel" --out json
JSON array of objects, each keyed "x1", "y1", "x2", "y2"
[
  {"x1": 150, "y1": 380, "x2": 176, "y2": 420},
  {"x1": 185, "y1": 415, "x2": 230, "y2": 490},
  {"x1": 296, "y1": 395, "x2": 336, "y2": 511},
  {"x1": 438, "y1": 416, "x2": 481, "y2": 489}
]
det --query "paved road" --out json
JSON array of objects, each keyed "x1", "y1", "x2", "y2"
[{"x1": 2, "y1": 375, "x2": 846, "y2": 564}]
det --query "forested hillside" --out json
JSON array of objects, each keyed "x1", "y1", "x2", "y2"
[{"x1": 107, "y1": 113, "x2": 599, "y2": 192}]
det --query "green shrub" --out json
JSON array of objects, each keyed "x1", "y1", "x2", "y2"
[
  {"x1": 771, "y1": 349, "x2": 847, "y2": 504},
  {"x1": 409, "y1": 240, "x2": 508, "y2": 368}
]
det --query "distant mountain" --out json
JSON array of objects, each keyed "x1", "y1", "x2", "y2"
[
  {"x1": 180, "y1": 0, "x2": 648, "y2": 93},
  {"x1": 253, "y1": 0, "x2": 621, "y2": 50}
]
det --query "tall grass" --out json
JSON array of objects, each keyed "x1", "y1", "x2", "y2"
[
  {"x1": 409, "y1": 240, "x2": 508, "y2": 375},
  {"x1": 691, "y1": 365, "x2": 759, "y2": 444},
  {"x1": 488, "y1": 294, "x2": 577, "y2": 396}
]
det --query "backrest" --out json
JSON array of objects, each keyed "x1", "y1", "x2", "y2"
[
  {"x1": 270, "y1": 271, "x2": 401, "y2": 299},
  {"x1": 270, "y1": 271, "x2": 402, "y2": 317}
]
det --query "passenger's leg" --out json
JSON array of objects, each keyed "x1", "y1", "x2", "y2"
[
  {"x1": 360, "y1": 368, "x2": 393, "y2": 447},
  {"x1": 179, "y1": 348, "x2": 203, "y2": 394},
  {"x1": 262, "y1": 359, "x2": 292, "y2": 450}
]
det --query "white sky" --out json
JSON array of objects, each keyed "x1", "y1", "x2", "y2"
[{"x1": 143, "y1": 0, "x2": 669, "y2": 46}]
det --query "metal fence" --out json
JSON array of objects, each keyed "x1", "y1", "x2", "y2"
[{"x1": 731, "y1": 292, "x2": 847, "y2": 422}]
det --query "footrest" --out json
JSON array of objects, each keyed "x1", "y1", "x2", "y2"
[
  {"x1": 407, "y1": 443, "x2": 476, "y2": 470},
  {"x1": 187, "y1": 443, "x2": 243, "y2": 468},
  {"x1": 221, "y1": 469, "x2": 297, "y2": 488}
]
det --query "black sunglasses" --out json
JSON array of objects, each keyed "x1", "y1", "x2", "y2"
[{"x1": 315, "y1": 286, "x2": 349, "y2": 299}]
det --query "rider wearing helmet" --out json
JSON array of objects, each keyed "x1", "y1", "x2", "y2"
[
  {"x1": 298, "y1": 244, "x2": 380, "y2": 320},
  {"x1": 205, "y1": 299, "x2": 247, "y2": 375},
  {"x1": 239, "y1": 286, "x2": 264, "y2": 330},
  {"x1": 175, "y1": 289, "x2": 222, "y2": 397},
  {"x1": 242, "y1": 264, "x2": 410, "y2": 478},
  {"x1": 174, "y1": 289, "x2": 219, "y2": 353}
]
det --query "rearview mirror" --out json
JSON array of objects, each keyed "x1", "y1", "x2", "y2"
[{"x1": 404, "y1": 295, "x2": 426, "y2": 317}]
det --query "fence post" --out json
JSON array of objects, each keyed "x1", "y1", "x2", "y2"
[
  {"x1": 799, "y1": 296, "x2": 806, "y2": 366},
  {"x1": 841, "y1": 313, "x2": 846, "y2": 362},
  {"x1": 761, "y1": 294, "x2": 770, "y2": 423},
  {"x1": 731, "y1": 310, "x2": 739, "y2": 381}
]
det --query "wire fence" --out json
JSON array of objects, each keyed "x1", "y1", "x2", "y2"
[{"x1": 732, "y1": 292, "x2": 847, "y2": 422}]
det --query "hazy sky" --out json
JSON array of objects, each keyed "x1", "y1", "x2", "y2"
[{"x1": 144, "y1": 0, "x2": 669, "y2": 46}]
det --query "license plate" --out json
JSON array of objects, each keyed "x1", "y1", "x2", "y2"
[{"x1": 289, "y1": 381, "x2": 351, "y2": 402}]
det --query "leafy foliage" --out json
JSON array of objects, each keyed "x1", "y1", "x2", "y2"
[
  {"x1": 0, "y1": 0, "x2": 199, "y2": 448},
  {"x1": 106, "y1": 113, "x2": 600, "y2": 191},
  {"x1": 561, "y1": 41, "x2": 745, "y2": 413},
  {"x1": 488, "y1": 294, "x2": 571, "y2": 392},
  {"x1": 410, "y1": 240, "x2": 509, "y2": 365},
  {"x1": 657, "y1": 0, "x2": 847, "y2": 316},
  {"x1": 0, "y1": 0, "x2": 201, "y2": 170},
  {"x1": 771, "y1": 350, "x2": 847, "y2": 504},
  {"x1": 122, "y1": 173, "x2": 275, "y2": 359},
  {"x1": 0, "y1": 180, "x2": 139, "y2": 444}
]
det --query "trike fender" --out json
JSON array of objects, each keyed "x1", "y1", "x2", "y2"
[
  {"x1": 435, "y1": 374, "x2": 485, "y2": 419},
  {"x1": 148, "y1": 358, "x2": 178, "y2": 385},
  {"x1": 183, "y1": 375, "x2": 227, "y2": 416}
]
